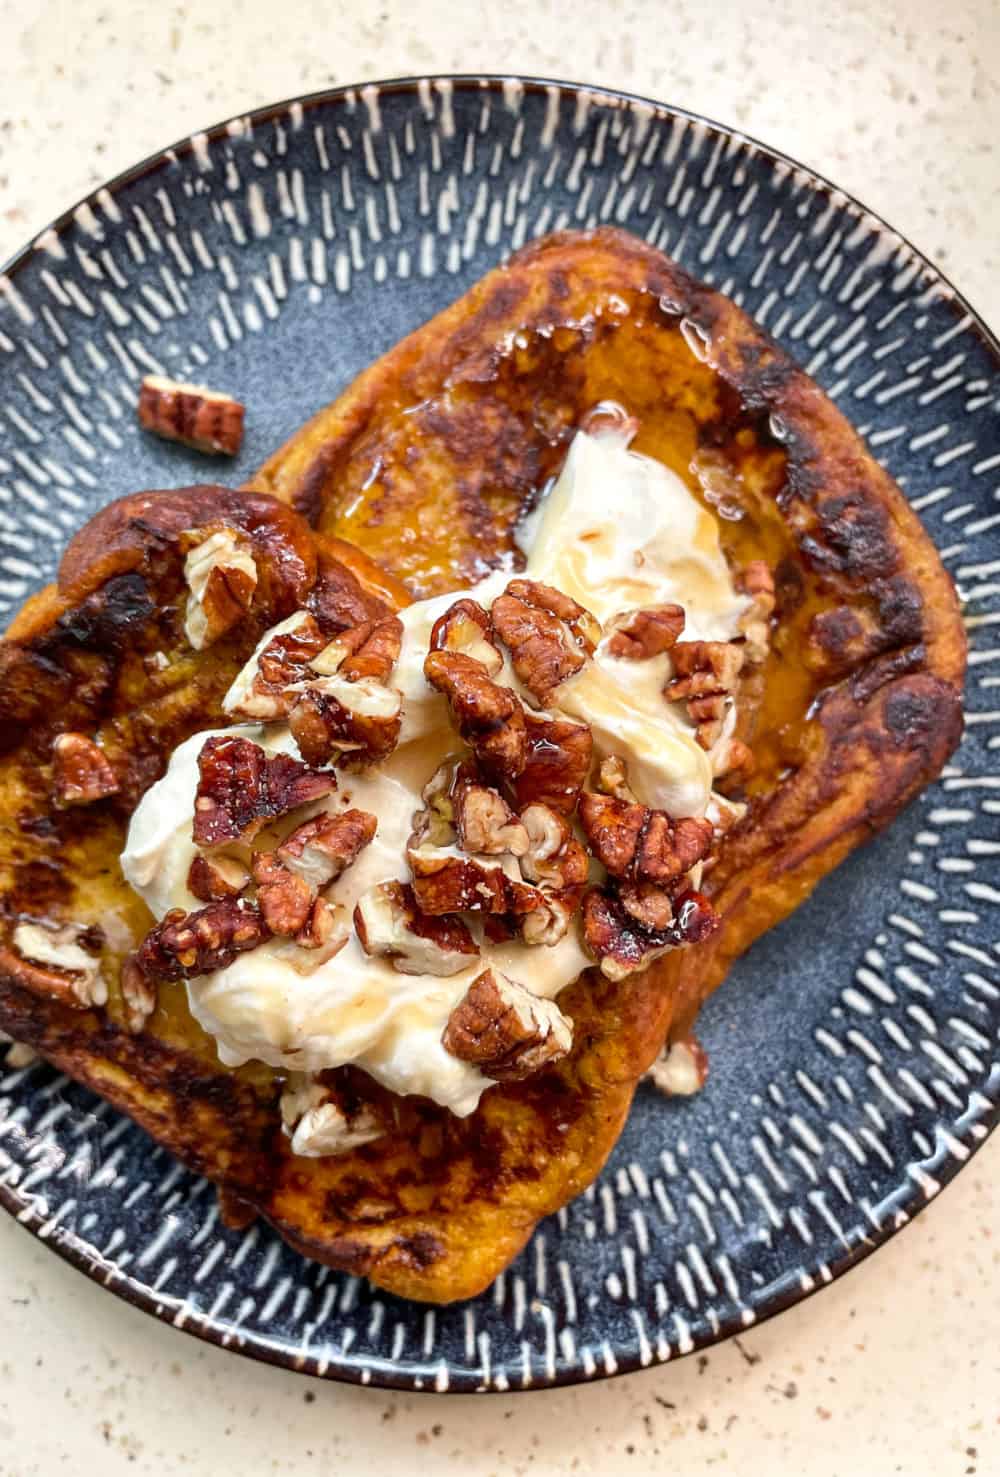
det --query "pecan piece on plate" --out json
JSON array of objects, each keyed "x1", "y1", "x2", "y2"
[
  {"x1": 6, "y1": 921, "x2": 107, "y2": 1010},
  {"x1": 452, "y1": 777, "x2": 528, "y2": 857},
  {"x1": 223, "y1": 612, "x2": 327, "y2": 721},
  {"x1": 180, "y1": 526, "x2": 258, "y2": 650},
  {"x1": 138, "y1": 375, "x2": 245, "y2": 456},
  {"x1": 606, "y1": 603, "x2": 686, "y2": 660},
  {"x1": 193, "y1": 735, "x2": 335, "y2": 848},
  {"x1": 423, "y1": 649, "x2": 527, "y2": 778},
  {"x1": 276, "y1": 809, "x2": 377, "y2": 889},
  {"x1": 582, "y1": 886, "x2": 718, "y2": 981},
  {"x1": 664, "y1": 639, "x2": 744, "y2": 749},
  {"x1": 442, "y1": 967, "x2": 572, "y2": 1081},
  {"x1": 429, "y1": 598, "x2": 503, "y2": 675},
  {"x1": 280, "y1": 1073, "x2": 384, "y2": 1158},
  {"x1": 354, "y1": 881, "x2": 479, "y2": 976},
  {"x1": 513, "y1": 711, "x2": 592, "y2": 816},
  {"x1": 134, "y1": 899, "x2": 270, "y2": 983},
  {"x1": 491, "y1": 579, "x2": 599, "y2": 703},
  {"x1": 579, "y1": 791, "x2": 713, "y2": 885},
  {"x1": 251, "y1": 852, "x2": 316, "y2": 937},
  {"x1": 187, "y1": 853, "x2": 249, "y2": 903},
  {"x1": 51, "y1": 732, "x2": 119, "y2": 806}
]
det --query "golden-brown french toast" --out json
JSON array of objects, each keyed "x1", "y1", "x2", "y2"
[{"x1": 0, "y1": 228, "x2": 965, "y2": 1303}]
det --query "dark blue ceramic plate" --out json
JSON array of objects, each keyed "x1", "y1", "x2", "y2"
[{"x1": 0, "y1": 76, "x2": 996, "y2": 1393}]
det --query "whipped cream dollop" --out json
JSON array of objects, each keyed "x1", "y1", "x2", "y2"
[{"x1": 121, "y1": 423, "x2": 747, "y2": 1118}]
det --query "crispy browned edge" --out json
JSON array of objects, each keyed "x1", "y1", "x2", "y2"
[{"x1": 0, "y1": 229, "x2": 966, "y2": 1305}]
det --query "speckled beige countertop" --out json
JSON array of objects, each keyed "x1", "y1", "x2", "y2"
[{"x1": 0, "y1": 1, "x2": 998, "y2": 1473}]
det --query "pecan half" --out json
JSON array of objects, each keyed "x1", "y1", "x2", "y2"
[
  {"x1": 453, "y1": 778, "x2": 528, "y2": 856},
  {"x1": 280, "y1": 1073, "x2": 384, "y2": 1157},
  {"x1": 251, "y1": 852, "x2": 316, "y2": 937},
  {"x1": 491, "y1": 579, "x2": 599, "y2": 702},
  {"x1": 442, "y1": 967, "x2": 572, "y2": 1081},
  {"x1": 423, "y1": 650, "x2": 527, "y2": 778},
  {"x1": 51, "y1": 732, "x2": 119, "y2": 806},
  {"x1": 606, "y1": 604, "x2": 685, "y2": 660},
  {"x1": 134, "y1": 899, "x2": 270, "y2": 983},
  {"x1": 429, "y1": 598, "x2": 503, "y2": 675},
  {"x1": 7, "y1": 921, "x2": 107, "y2": 1009},
  {"x1": 276, "y1": 809, "x2": 377, "y2": 889},
  {"x1": 579, "y1": 791, "x2": 713, "y2": 885},
  {"x1": 187, "y1": 853, "x2": 250, "y2": 903},
  {"x1": 353, "y1": 881, "x2": 479, "y2": 976},
  {"x1": 181, "y1": 526, "x2": 258, "y2": 650},
  {"x1": 513, "y1": 711, "x2": 592, "y2": 816},
  {"x1": 664, "y1": 640, "x2": 744, "y2": 749},
  {"x1": 582, "y1": 887, "x2": 718, "y2": 980},
  {"x1": 138, "y1": 375, "x2": 245, "y2": 456},
  {"x1": 737, "y1": 561, "x2": 775, "y2": 665},
  {"x1": 223, "y1": 612, "x2": 327, "y2": 720},
  {"x1": 193, "y1": 735, "x2": 335, "y2": 847}
]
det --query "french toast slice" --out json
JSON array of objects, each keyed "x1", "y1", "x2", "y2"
[{"x1": 0, "y1": 228, "x2": 965, "y2": 1303}]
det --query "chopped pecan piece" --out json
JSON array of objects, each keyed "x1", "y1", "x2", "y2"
[
  {"x1": 737, "y1": 561, "x2": 775, "y2": 665},
  {"x1": 134, "y1": 899, "x2": 270, "y2": 983},
  {"x1": 8, "y1": 921, "x2": 107, "y2": 1009},
  {"x1": 491, "y1": 580, "x2": 599, "y2": 702},
  {"x1": 276, "y1": 809, "x2": 377, "y2": 888},
  {"x1": 296, "y1": 897, "x2": 348, "y2": 955},
  {"x1": 138, "y1": 375, "x2": 245, "y2": 456},
  {"x1": 181, "y1": 526, "x2": 258, "y2": 650},
  {"x1": 251, "y1": 852, "x2": 315, "y2": 937},
  {"x1": 310, "y1": 615, "x2": 403, "y2": 683},
  {"x1": 193, "y1": 736, "x2": 335, "y2": 848},
  {"x1": 453, "y1": 778, "x2": 528, "y2": 857},
  {"x1": 120, "y1": 955, "x2": 157, "y2": 1034},
  {"x1": 617, "y1": 880, "x2": 676, "y2": 933},
  {"x1": 353, "y1": 881, "x2": 479, "y2": 976},
  {"x1": 187, "y1": 853, "x2": 249, "y2": 903},
  {"x1": 223, "y1": 612, "x2": 327, "y2": 720},
  {"x1": 280, "y1": 1073, "x2": 384, "y2": 1157},
  {"x1": 582, "y1": 887, "x2": 718, "y2": 980},
  {"x1": 51, "y1": 732, "x2": 119, "y2": 806},
  {"x1": 606, "y1": 604, "x2": 685, "y2": 660},
  {"x1": 442, "y1": 967, "x2": 572, "y2": 1081},
  {"x1": 579, "y1": 791, "x2": 714, "y2": 885},
  {"x1": 513, "y1": 711, "x2": 592, "y2": 816},
  {"x1": 518, "y1": 803, "x2": 588, "y2": 946},
  {"x1": 423, "y1": 650, "x2": 527, "y2": 778},
  {"x1": 596, "y1": 754, "x2": 637, "y2": 803},
  {"x1": 280, "y1": 616, "x2": 404, "y2": 768},
  {"x1": 408, "y1": 848, "x2": 515, "y2": 916},
  {"x1": 646, "y1": 1035, "x2": 710, "y2": 1097},
  {"x1": 664, "y1": 640, "x2": 744, "y2": 749},
  {"x1": 429, "y1": 598, "x2": 503, "y2": 675},
  {"x1": 408, "y1": 758, "x2": 461, "y2": 849}
]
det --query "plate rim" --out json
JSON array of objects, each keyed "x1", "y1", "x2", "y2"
[{"x1": 0, "y1": 71, "x2": 996, "y2": 1394}]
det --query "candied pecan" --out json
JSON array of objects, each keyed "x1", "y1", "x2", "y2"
[
  {"x1": 276, "y1": 809, "x2": 377, "y2": 888},
  {"x1": 579, "y1": 792, "x2": 713, "y2": 884},
  {"x1": 646, "y1": 1035, "x2": 710, "y2": 1097},
  {"x1": 582, "y1": 887, "x2": 718, "y2": 980},
  {"x1": 193, "y1": 735, "x2": 335, "y2": 847},
  {"x1": 442, "y1": 967, "x2": 572, "y2": 1081},
  {"x1": 737, "y1": 561, "x2": 775, "y2": 665},
  {"x1": 606, "y1": 604, "x2": 685, "y2": 660},
  {"x1": 223, "y1": 612, "x2": 327, "y2": 720},
  {"x1": 295, "y1": 897, "x2": 348, "y2": 954},
  {"x1": 408, "y1": 759, "x2": 461, "y2": 849},
  {"x1": 288, "y1": 679, "x2": 402, "y2": 768},
  {"x1": 517, "y1": 803, "x2": 588, "y2": 945},
  {"x1": 311, "y1": 615, "x2": 403, "y2": 683},
  {"x1": 665, "y1": 640, "x2": 744, "y2": 749},
  {"x1": 596, "y1": 754, "x2": 637, "y2": 803},
  {"x1": 618, "y1": 880, "x2": 676, "y2": 933},
  {"x1": 408, "y1": 848, "x2": 513, "y2": 916},
  {"x1": 51, "y1": 732, "x2": 119, "y2": 806},
  {"x1": 491, "y1": 582, "x2": 596, "y2": 702},
  {"x1": 7, "y1": 921, "x2": 107, "y2": 1010},
  {"x1": 138, "y1": 375, "x2": 245, "y2": 456},
  {"x1": 135, "y1": 899, "x2": 270, "y2": 983},
  {"x1": 423, "y1": 650, "x2": 527, "y2": 778},
  {"x1": 429, "y1": 598, "x2": 503, "y2": 675},
  {"x1": 513, "y1": 711, "x2": 592, "y2": 816},
  {"x1": 180, "y1": 526, "x2": 258, "y2": 650},
  {"x1": 280, "y1": 1073, "x2": 384, "y2": 1157},
  {"x1": 353, "y1": 881, "x2": 478, "y2": 976},
  {"x1": 504, "y1": 579, "x2": 601, "y2": 653},
  {"x1": 251, "y1": 852, "x2": 316, "y2": 937},
  {"x1": 187, "y1": 853, "x2": 249, "y2": 903},
  {"x1": 120, "y1": 955, "x2": 157, "y2": 1034},
  {"x1": 453, "y1": 778, "x2": 528, "y2": 856}
]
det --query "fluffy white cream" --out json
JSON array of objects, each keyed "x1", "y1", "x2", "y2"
[{"x1": 120, "y1": 423, "x2": 745, "y2": 1121}]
